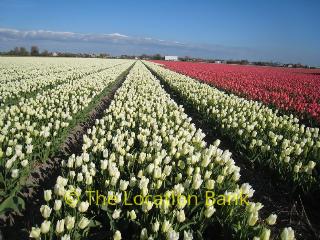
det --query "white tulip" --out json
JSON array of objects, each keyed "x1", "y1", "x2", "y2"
[
  {"x1": 266, "y1": 214, "x2": 277, "y2": 225},
  {"x1": 280, "y1": 227, "x2": 295, "y2": 240},
  {"x1": 40, "y1": 205, "x2": 52, "y2": 219},
  {"x1": 140, "y1": 228, "x2": 148, "y2": 240},
  {"x1": 55, "y1": 219, "x2": 65, "y2": 234},
  {"x1": 54, "y1": 199, "x2": 62, "y2": 211},
  {"x1": 128, "y1": 210, "x2": 136, "y2": 220},
  {"x1": 40, "y1": 220, "x2": 51, "y2": 234},
  {"x1": 177, "y1": 209, "x2": 186, "y2": 222},
  {"x1": 184, "y1": 230, "x2": 193, "y2": 240},
  {"x1": 112, "y1": 209, "x2": 121, "y2": 219},
  {"x1": 61, "y1": 234, "x2": 71, "y2": 240},
  {"x1": 78, "y1": 201, "x2": 89, "y2": 212},
  {"x1": 113, "y1": 230, "x2": 122, "y2": 240},
  {"x1": 44, "y1": 190, "x2": 52, "y2": 201},
  {"x1": 29, "y1": 227, "x2": 41, "y2": 239},
  {"x1": 161, "y1": 219, "x2": 171, "y2": 233},
  {"x1": 78, "y1": 216, "x2": 90, "y2": 229},
  {"x1": 152, "y1": 221, "x2": 160, "y2": 232},
  {"x1": 65, "y1": 216, "x2": 75, "y2": 230},
  {"x1": 260, "y1": 228, "x2": 271, "y2": 240},
  {"x1": 11, "y1": 169, "x2": 19, "y2": 178}
]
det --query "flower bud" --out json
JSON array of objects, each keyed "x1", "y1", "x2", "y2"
[
  {"x1": 29, "y1": 227, "x2": 41, "y2": 239},
  {"x1": 40, "y1": 205, "x2": 52, "y2": 219},
  {"x1": 177, "y1": 209, "x2": 186, "y2": 222},
  {"x1": 113, "y1": 230, "x2": 122, "y2": 240},
  {"x1": 128, "y1": 210, "x2": 136, "y2": 220},
  {"x1": 78, "y1": 201, "x2": 89, "y2": 213},
  {"x1": 140, "y1": 228, "x2": 148, "y2": 240},
  {"x1": 41, "y1": 220, "x2": 51, "y2": 234},
  {"x1": 152, "y1": 221, "x2": 160, "y2": 232},
  {"x1": 161, "y1": 220, "x2": 171, "y2": 233},
  {"x1": 266, "y1": 214, "x2": 277, "y2": 225},
  {"x1": 281, "y1": 227, "x2": 295, "y2": 240},
  {"x1": 260, "y1": 228, "x2": 271, "y2": 240},
  {"x1": 11, "y1": 169, "x2": 19, "y2": 178},
  {"x1": 44, "y1": 190, "x2": 52, "y2": 202},
  {"x1": 56, "y1": 219, "x2": 65, "y2": 234},
  {"x1": 54, "y1": 199, "x2": 62, "y2": 211},
  {"x1": 78, "y1": 217, "x2": 90, "y2": 229},
  {"x1": 65, "y1": 216, "x2": 75, "y2": 230}
]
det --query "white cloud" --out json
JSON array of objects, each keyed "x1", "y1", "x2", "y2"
[
  {"x1": 0, "y1": 27, "x2": 185, "y2": 47},
  {"x1": 0, "y1": 27, "x2": 256, "y2": 59},
  {"x1": 108, "y1": 33, "x2": 128, "y2": 38}
]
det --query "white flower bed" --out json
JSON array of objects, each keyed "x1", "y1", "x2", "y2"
[
  {"x1": 0, "y1": 59, "x2": 133, "y2": 214},
  {"x1": 144, "y1": 61, "x2": 319, "y2": 192},
  {"x1": 0, "y1": 57, "x2": 128, "y2": 106},
  {"x1": 31, "y1": 62, "x2": 294, "y2": 240}
]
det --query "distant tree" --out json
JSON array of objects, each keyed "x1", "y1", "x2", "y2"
[
  {"x1": 14, "y1": 47, "x2": 20, "y2": 55},
  {"x1": 41, "y1": 50, "x2": 49, "y2": 56},
  {"x1": 30, "y1": 46, "x2": 39, "y2": 56},
  {"x1": 152, "y1": 54, "x2": 162, "y2": 60},
  {"x1": 240, "y1": 60, "x2": 249, "y2": 65},
  {"x1": 20, "y1": 47, "x2": 29, "y2": 56},
  {"x1": 99, "y1": 53, "x2": 110, "y2": 58},
  {"x1": 140, "y1": 54, "x2": 149, "y2": 59}
]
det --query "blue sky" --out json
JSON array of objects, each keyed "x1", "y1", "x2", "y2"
[{"x1": 0, "y1": 0, "x2": 319, "y2": 65}]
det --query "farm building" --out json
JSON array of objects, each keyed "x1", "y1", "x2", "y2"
[{"x1": 165, "y1": 56, "x2": 178, "y2": 61}]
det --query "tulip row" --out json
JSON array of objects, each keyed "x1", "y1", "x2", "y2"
[
  {"x1": 30, "y1": 62, "x2": 294, "y2": 240},
  {"x1": 0, "y1": 57, "x2": 121, "y2": 83},
  {"x1": 0, "y1": 60, "x2": 134, "y2": 215},
  {"x1": 144, "y1": 61, "x2": 320, "y2": 192},
  {"x1": 0, "y1": 57, "x2": 128, "y2": 106},
  {"x1": 151, "y1": 60, "x2": 320, "y2": 124},
  {"x1": 0, "y1": 57, "x2": 65, "y2": 83}
]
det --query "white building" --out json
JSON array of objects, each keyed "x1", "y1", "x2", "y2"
[{"x1": 165, "y1": 56, "x2": 178, "y2": 61}]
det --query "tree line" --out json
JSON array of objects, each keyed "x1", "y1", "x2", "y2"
[
  {"x1": 1, "y1": 46, "x2": 44, "y2": 56},
  {"x1": 0, "y1": 46, "x2": 111, "y2": 58}
]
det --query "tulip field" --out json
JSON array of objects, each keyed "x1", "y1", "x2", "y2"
[
  {"x1": 151, "y1": 61, "x2": 320, "y2": 125},
  {"x1": 145, "y1": 61, "x2": 320, "y2": 192},
  {"x1": 1, "y1": 57, "x2": 319, "y2": 240}
]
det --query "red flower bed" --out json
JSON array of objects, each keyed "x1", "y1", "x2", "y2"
[{"x1": 151, "y1": 60, "x2": 320, "y2": 124}]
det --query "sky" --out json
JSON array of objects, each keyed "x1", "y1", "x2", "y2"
[{"x1": 0, "y1": 0, "x2": 319, "y2": 65}]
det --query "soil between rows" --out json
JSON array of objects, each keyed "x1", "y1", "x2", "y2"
[
  {"x1": 145, "y1": 63, "x2": 320, "y2": 240},
  {"x1": 0, "y1": 63, "x2": 134, "y2": 240}
]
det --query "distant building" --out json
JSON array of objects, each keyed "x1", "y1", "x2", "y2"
[
  {"x1": 165, "y1": 56, "x2": 178, "y2": 61},
  {"x1": 52, "y1": 52, "x2": 58, "y2": 57},
  {"x1": 215, "y1": 60, "x2": 222, "y2": 64}
]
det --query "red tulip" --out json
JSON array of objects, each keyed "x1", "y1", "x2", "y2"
[{"x1": 151, "y1": 60, "x2": 320, "y2": 124}]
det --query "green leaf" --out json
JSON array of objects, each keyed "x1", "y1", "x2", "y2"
[
  {"x1": 179, "y1": 221, "x2": 197, "y2": 231},
  {"x1": 88, "y1": 219, "x2": 102, "y2": 228},
  {"x1": 100, "y1": 204, "x2": 109, "y2": 212},
  {"x1": 0, "y1": 195, "x2": 25, "y2": 215},
  {"x1": 0, "y1": 173, "x2": 4, "y2": 182}
]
